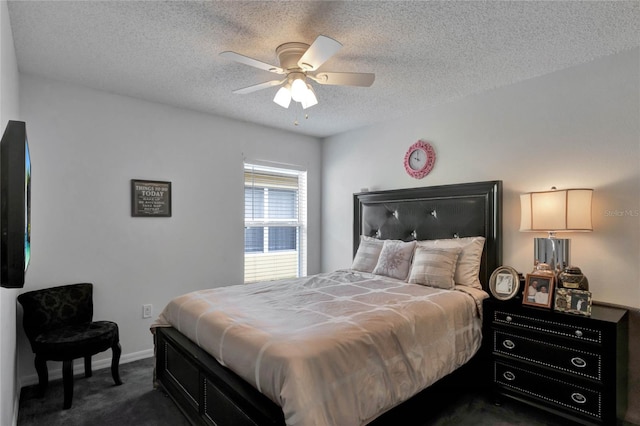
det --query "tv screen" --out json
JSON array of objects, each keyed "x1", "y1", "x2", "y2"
[{"x1": 1, "y1": 120, "x2": 31, "y2": 288}]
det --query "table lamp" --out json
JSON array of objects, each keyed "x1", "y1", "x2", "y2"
[{"x1": 520, "y1": 187, "x2": 593, "y2": 274}]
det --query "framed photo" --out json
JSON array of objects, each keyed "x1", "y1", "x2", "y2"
[
  {"x1": 489, "y1": 266, "x2": 520, "y2": 301},
  {"x1": 522, "y1": 273, "x2": 555, "y2": 308},
  {"x1": 554, "y1": 288, "x2": 592, "y2": 316},
  {"x1": 131, "y1": 179, "x2": 172, "y2": 217}
]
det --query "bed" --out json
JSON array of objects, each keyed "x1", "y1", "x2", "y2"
[{"x1": 151, "y1": 180, "x2": 502, "y2": 426}]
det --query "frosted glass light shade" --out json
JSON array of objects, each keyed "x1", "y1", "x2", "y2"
[
  {"x1": 274, "y1": 78, "x2": 318, "y2": 109},
  {"x1": 273, "y1": 87, "x2": 291, "y2": 108},
  {"x1": 301, "y1": 84, "x2": 318, "y2": 109},
  {"x1": 520, "y1": 188, "x2": 593, "y2": 232},
  {"x1": 290, "y1": 78, "x2": 308, "y2": 102}
]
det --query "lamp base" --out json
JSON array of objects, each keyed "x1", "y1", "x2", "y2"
[{"x1": 533, "y1": 237, "x2": 569, "y2": 274}]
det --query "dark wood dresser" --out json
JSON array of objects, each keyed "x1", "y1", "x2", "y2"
[{"x1": 483, "y1": 298, "x2": 629, "y2": 425}]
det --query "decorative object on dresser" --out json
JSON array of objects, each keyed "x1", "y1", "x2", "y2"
[
  {"x1": 531, "y1": 261, "x2": 556, "y2": 276},
  {"x1": 520, "y1": 187, "x2": 593, "y2": 273},
  {"x1": 484, "y1": 299, "x2": 628, "y2": 426},
  {"x1": 558, "y1": 265, "x2": 590, "y2": 290},
  {"x1": 554, "y1": 288, "x2": 593, "y2": 316},
  {"x1": 403, "y1": 139, "x2": 436, "y2": 179},
  {"x1": 522, "y1": 273, "x2": 555, "y2": 309},
  {"x1": 489, "y1": 266, "x2": 521, "y2": 301}
]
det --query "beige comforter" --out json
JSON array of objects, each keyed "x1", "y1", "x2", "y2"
[{"x1": 152, "y1": 270, "x2": 487, "y2": 426}]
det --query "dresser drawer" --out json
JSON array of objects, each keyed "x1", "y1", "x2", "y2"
[
  {"x1": 494, "y1": 361, "x2": 602, "y2": 421},
  {"x1": 493, "y1": 310, "x2": 602, "y2": 344},
  {"x1": 493, "y1": 330, "x2": 602, "y2": 381},
  {"x1": 484, "y1": 300, "x2": 628, "y2": 425}
]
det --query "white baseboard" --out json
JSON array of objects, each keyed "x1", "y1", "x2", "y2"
[{"x1": 20, "y1": 348, "x2": 154, "y2": 387}]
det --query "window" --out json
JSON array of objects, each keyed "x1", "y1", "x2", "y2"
[{"x1": 244, "y1": 163, "x2": 307, "y2": 283}]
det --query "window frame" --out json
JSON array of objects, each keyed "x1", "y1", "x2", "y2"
[{"x1": 243, "y1": 163, "x2": 307, "y2": 283}]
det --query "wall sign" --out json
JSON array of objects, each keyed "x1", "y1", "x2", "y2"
[{"x1": 131, "y1": 179, "x2": 172, "y2": 217}]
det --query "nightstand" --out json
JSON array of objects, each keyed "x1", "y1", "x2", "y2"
[{"x1": 483, "y1": 298, "x2": 628, "y2": 425}]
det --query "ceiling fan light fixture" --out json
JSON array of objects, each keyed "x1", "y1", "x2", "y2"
[
  {"x1": 301, "y1": 84, "x2": 318, "y2": 109},
  {"x1": 290, "y1": 77, "x2": 308, "y2": 102},
  {"x1": 221, "y1": 35, "x2": 375, "y2": 112},
  {"x1": 273, "y1": 86, "x2": 292, "y2": 108}
]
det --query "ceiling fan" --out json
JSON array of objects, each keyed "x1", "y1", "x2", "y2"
[{"x1": 220, "y1": 35, "x2": 375, "y2": 109}]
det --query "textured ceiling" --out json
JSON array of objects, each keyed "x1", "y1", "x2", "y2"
[{"x1": 7, "y1": 1, "x2": 640, "y2": 138}]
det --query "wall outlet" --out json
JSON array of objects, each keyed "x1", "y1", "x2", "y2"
[{"x1": 142, "y1": 304, "x2": 153, "y2": 319}]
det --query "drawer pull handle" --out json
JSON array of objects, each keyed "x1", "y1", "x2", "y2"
[
  {"x1": 574, "y1": 329, "x2": 583, "y2": 337},
  {"x1": 571, "y1": 392, "x2": 587, "y2": 404},
  {"x1": 506, "y1": 316, "x2": 513, "y2": 322},
  {"x1": 571, "y1": 357, "x2": 587, "y2": 368},
  {"x1": 503, "y1": 371, "x2": 516, "y2": 381},
  {"x1": 502, "y1": 339, "x2": 516, "y2": 350}
]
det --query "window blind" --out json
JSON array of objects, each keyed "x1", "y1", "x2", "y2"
[{"x1": 244, "y1": 163, "x2": 307, "y2": 283}]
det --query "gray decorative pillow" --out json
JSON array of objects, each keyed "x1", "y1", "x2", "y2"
[
  {"x1": 372, "y1": 240, "x2": 416, "y2": 280},
  {"x1": 417, "y1": 236, "x2": 486, "y2": 289},
  {"x1": 351, "y1": 236, "x2": 384, "y2": 273},
  {"x1": 408, "y1": 247, "x2": 462, "y2": 289}
]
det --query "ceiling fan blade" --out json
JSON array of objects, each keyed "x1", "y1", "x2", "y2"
[
  {"x1": 220, "y1": 51, "x2": 285, "y2": 74},
  {"x1": 297, "y1": 35, "x2": 342, "y2": 71},
  {"x1": 232, "y1": 79, "x2": 285, "y2": 95},
  {"x1": 310, "y1": 72, "x2": 375, "y2": 87}
]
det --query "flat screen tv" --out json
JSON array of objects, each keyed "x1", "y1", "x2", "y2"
[{"x1": 1, "y1": 120, "x2": 31, "y2": 288}]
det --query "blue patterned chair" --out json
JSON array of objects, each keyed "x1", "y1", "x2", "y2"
[{"x1": 17, "y1": 283, "x2": 122, "y2": 409}]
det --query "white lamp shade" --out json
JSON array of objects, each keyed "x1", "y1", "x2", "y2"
[
  {"x1": 520, "y1": 188, "x2": 593, "y2": 232},
  {"x1": 301, "y1": 84, "x2": 318, "y2": 109},
  {"x1": 273, "y1": 86, "x2": 291, "y2": 108},
  {"x1": 290, "y1": 78, "x2": 308, "y2": 102}
]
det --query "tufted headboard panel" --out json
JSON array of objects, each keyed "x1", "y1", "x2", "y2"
[{"x1": 353, "y1": 181, "x2": 502, "y2": 291}]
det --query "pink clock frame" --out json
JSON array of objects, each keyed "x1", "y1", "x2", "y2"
[{"x1": 404, "y1": 140, "x2": 436, "y2": 179}]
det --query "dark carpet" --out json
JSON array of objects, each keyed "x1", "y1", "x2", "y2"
[
  {"x1": 18, "y1": 357, "x2": 189, "y2": 426},
  {"x1": 17, "y1": 357, "x2": 630, "y2": 426}
]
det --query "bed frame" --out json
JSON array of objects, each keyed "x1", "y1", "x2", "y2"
[{"x1": 154, "y1": 180, "x2": 502, "y2": 426}]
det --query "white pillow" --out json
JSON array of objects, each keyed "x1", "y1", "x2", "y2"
[
  {"x1": 416, "y1": 236, "x2": 486, "y2": 289},
  {"x1": 351, "y1": 236, "x2": 384, "y2": 273},
  {"x1": 372, "y1": 240, "x2": 416, "y2": 280},
  {"x1": 408, "y1": 247, "x2": 462, "y2": 289}
]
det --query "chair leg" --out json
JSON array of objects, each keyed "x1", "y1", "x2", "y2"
[
  {"x1": 62, "y1": 360, "x2": 74, "y2": 410},
  {"x1": 34, "y1": 355, "x2": 48, "y2": 397},
  {"x1": 111, "y1": 342, "x2": 122, "y2": 385},
  {"x1": 84, "y1": 356, "x2": 92, "y2": 378}
]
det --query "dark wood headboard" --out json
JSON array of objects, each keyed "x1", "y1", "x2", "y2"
[{"x1": 353, "y1": 181, "x2": 502, "y2": 290}]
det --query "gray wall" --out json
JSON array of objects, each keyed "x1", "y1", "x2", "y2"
[
  {"x1": 322, "y1": 48, "x2": 640, "y2": 423},
  {"x1": 322, "y1": 48, "x2": 639, "y2": 309},
  {"x1": 16, "y1": 74, "x2": 323, "y2": 384}
]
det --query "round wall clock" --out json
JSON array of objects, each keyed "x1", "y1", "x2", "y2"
[{"x1": 404, "y1": 140, "x2": 436, "y2": 179}]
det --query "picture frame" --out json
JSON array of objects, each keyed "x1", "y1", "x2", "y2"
[
  {"x1": 522, "y1": 273, "x2": 555, "y2": 308},
  {"x1": 131, "y1": 179, "x2": 172, "y2": 217},
  {"x1": 489, "y1": 266, "x2": 520, "y2": 301},
  {"x1": 554, "y1": 288, "x2": 592, "y2": 316}
]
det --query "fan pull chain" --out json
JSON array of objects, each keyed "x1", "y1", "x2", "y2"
[{"x1": 293, "y1": 109, "x2": 309, "y2": 126}]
